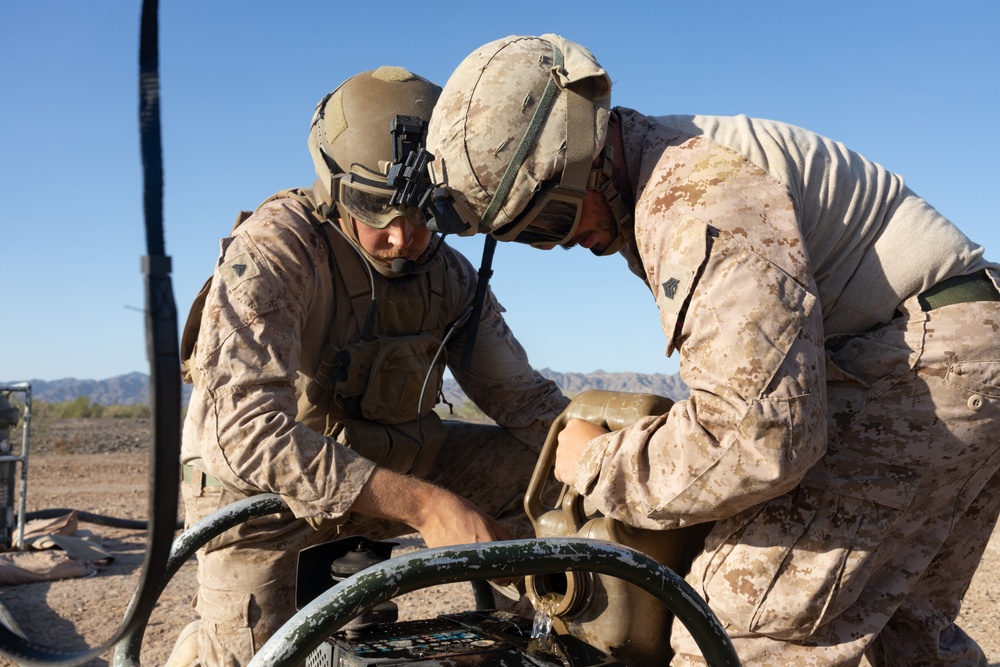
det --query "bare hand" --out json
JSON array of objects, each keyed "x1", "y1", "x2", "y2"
[
  {"x1": 412, "y1": 489, "x2": 509, "y2": 549},
  {"x1": 554, "y1": 418, "x2": 609, "y2": 485},
  {"x1": 351, "y1": 467, "x2": 508, "y2": 549}
]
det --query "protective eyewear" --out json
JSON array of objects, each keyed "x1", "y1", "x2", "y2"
[
  {"x1": 335, "y1": 169, "x2": 427, "y2": 229},
  {"x1": 492, "y1": 182, "x2": 585, "y2": 247}
]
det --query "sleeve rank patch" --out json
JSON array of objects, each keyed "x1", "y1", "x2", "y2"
[
  {"x1": 661, "y1": 277, "x2": 681, "y2": 300},
  {"x1": 220, "y1": 251, "x2": 261, "y2": 290},
  {"x1": 656, "y1": 261, "x2": 695, "y2": 317}
]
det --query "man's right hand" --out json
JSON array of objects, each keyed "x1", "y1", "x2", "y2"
[{"x1": 350, "y1": 466, "x2": 508, "y2": 549}]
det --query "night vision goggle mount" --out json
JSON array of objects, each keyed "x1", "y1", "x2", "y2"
[
  {"x1": 385, "y1": 115, "x2": 469, "y2": 236},
  {"x1": 385, "y1": 115, "x2": 494, "y2": 372}
]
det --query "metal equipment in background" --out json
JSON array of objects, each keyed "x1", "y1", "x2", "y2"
[{"x1": 0, "y1": 383, "x2": 31, "y2": 551}]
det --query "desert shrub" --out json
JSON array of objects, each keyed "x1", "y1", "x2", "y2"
[
  {"x1": 103, "y1": 403, "x2": 152, "y2": 418},
  {"x1": 29, "y1": 398, "x2": 151, "y2": 419},
  {"x1": 435, "y1": 401, "x2": 493, "y2": 424},
  {"x1": 57, "y1": 396, "x2": 103, "y2": 418}
]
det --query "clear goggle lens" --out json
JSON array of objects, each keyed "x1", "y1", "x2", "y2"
[{"x1": 336, "y1": 174, "x2": 427, "y2": 229}]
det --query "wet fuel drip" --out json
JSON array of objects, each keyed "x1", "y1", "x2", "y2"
[{"x1": 530, "y1": 595, "x2": 559, "y2": 649}]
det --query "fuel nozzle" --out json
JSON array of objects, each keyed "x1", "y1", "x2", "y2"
[
  {"x1": 329, "y1": 537, "x2": 400, "y2": 635},
  {"x1": 526, "y1": 569, "x2": 593, "y2": 621},
  {"x1": 295, "y1": 535, "x2": 399, "y2": 636}
]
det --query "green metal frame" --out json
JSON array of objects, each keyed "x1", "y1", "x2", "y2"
[
  {"x1": 248, "y1": 538, "x2": 741, "y2": 667},
  {"x1": 113, "y1": 495, "x2": 741, "y2": 667}
]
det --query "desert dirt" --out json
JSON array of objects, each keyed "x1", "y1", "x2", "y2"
[{"x1": 0, "y1": 418, "x2": 997, "y2": 667}]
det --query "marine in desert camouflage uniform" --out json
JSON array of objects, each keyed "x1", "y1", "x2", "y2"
[
  {"x1": 427, "y1": 34, "x2": 1000, "y2": 666},
  {"x1": 173, "y1": 67, "x2": 568, "y2": 666}
]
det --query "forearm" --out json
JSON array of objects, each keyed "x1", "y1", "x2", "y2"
[
  {"x1": 183, "y1": 378, "x2": 377, "y2": 521},
  {"x1": 350, "y1": 467, "x2": 505, "y2": 548},
  {"x1": 350, "y1": 467, "x2": 436, "y2": 527},
  {"x1": 575, "y1": 336, "x2": 827, "y2": 529}
]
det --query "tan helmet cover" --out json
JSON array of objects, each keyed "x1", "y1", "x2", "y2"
[
  {"x1": 308, "y1": 66, "x2": 441, "y2": 207},
  {"x1": 426, "y1": 34, "x2": 611, "y2": 235}
]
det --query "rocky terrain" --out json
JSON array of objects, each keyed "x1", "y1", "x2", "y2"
[{"x1": 0, "y1": 418, "x2": 995, "y2": 666}]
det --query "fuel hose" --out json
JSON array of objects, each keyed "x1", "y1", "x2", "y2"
[{"x1": 0, "y1": 1, "x2": 181, "y2": 663}]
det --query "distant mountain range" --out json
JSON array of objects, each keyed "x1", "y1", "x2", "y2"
[
  {"x1": 442, "y1": 369, "x2": 690, "y2": 407},
  {"x1": 0, "y1": 372, "x2": 193, "y2": 406},
  {"x1": 3, "y1": 370, "x2": 689, "y2": 407}
]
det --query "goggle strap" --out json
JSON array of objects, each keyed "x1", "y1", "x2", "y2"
[
  {"x1": 481, "y1": 42, "x2": 564, "y2": 227},
  {"x1": 344, "y1": 171, "x2": 391, "y2": 192},
  {"x1": 330, "y1": 173, "x2": 344, "y2": 204}
]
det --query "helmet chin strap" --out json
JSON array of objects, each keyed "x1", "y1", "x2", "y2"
[
  {"x1": 586, "y1": 144, "x2": 632, "y2": 257},
  {"x1": 320, "y1": 200, "x2": 444, "y2": 278}
]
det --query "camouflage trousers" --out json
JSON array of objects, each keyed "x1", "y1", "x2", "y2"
[
  {"x1": 175, "y1": 422, "x2": 542, "y2": 667},
  {"x1": 672, "y1": 295, "x2": 1000, "y2": 666}
]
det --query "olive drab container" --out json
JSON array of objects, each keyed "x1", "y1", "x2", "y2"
[{"x1": 523, "y1": 390, "x2": 713, "y2": 667}]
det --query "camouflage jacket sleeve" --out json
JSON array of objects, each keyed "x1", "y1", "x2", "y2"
[
  {"x1": 182, "y1": 201, "x2": 376, "y2": 520},
  {"x1": 572, "y1": 132, "x2": 828, "y2": 529},
  {"x1": 440, "y1": 247, "x2": 570, "y2": 451}
]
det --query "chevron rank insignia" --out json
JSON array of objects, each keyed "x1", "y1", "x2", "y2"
[
  {"x1": 220, "y1": 251, "x2": 260, "y2": 289},
  {"x1": 661, "y1": 277, "x2": 680, "y2": 300},
  {"x1": 656, "y1": 261, "x2": 695, "y2": 319}
]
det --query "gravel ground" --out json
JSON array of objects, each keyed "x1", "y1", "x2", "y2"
[
  {"x1": 0, "y1": 419, "x2": 480, "y2": 666},
  {"x1": 0, "y1": 418, "x2": 996, "y2": 666}
]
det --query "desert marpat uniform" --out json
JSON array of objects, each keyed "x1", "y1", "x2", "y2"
[
  {"x1": 180, "y1": 191, "x2": 568, "y2": 665},
  {"x1": 569, "y1": 109, "x2": 1000, "y2": 666}
]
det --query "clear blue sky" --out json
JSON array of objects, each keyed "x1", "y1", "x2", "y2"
[{"x1": 2, "y1": 1, "x2": 998, "y2": 382}]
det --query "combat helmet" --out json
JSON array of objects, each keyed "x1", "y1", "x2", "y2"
[
  {"x1": 426, "y1": 34, "x2": 630, "y2": 255},
  {"x1": 309, "y1": 66, "x2": 441, "y2": 232}
]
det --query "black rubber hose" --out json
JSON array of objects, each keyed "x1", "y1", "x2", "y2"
[
  {"x1": 23, "y1": 509, "x2": 183, "y2": 531},
  {"x1": 0, "y1": 2, "x2": 182, "y2": 663},
  {"x1": 113, "y1": 494, "x2": 288, "y2": 667}
]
